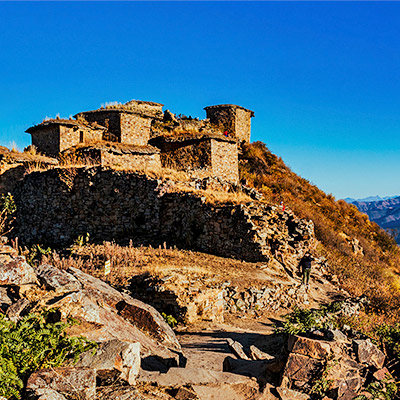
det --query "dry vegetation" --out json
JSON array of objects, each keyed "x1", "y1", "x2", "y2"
[
  {"x1": 240, "y1": 141, "x2": 400, "y2": 318},
  {"x1": 41, "y1": 241, "x2": 268, "y2": 290}
]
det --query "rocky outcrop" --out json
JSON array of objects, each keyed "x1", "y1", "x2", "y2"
[{"x1": 0, "y1": 239, "x2": 186, "y2": 399}]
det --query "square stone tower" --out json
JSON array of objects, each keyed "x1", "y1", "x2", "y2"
[{"x1": 204, "y1": 104, "x2": 254, "y2": 143}]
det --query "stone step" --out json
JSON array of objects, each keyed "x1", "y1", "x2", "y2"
[{"x1": 138, "y1": 366, "x2": 256, "y2": 387}]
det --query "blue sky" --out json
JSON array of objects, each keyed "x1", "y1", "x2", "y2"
[{"x1": 1, "y1": 2, "x2": 400, "y2": 199}]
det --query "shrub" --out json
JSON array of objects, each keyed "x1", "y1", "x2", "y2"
[
  {"x1": 0, "y1": 309, "x2": 97, "y2": 399},
  {"x1": 162, "y1": 313, "x2": 177, "y2": 328},
  {"x1": 276, "y1": 302, "x2": 343, "y2": 335}
]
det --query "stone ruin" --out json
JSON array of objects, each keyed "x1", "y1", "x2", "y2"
[{"x1": 25, "y1": 99, "x2": 255, "y2": 183}]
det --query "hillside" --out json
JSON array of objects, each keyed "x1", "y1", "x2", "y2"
[
  {"x1": 240, "y1": 141, "x2": 400, "y2": 318},
  {"x1": 350, "y1": 196, "x2": 400, "y2": 244}
]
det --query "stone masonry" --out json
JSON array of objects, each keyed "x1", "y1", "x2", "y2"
[
  {"x1": 204, "y1": 104, "x2": 254, "y2": 144},
  {"x1": 12, "y1": 167, "x2": 313, "y2": 262},
  {"x1": 25, "y1": 99, "x2": 254, "y2": 182}
]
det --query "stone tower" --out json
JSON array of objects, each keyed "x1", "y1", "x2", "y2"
[{"x1": 204, "y1": 104, "x2": 254, "y2": 143}]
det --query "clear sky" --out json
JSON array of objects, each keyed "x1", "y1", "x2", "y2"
[{"x1": 1, "y1": 2, "x2": 400, "y2": 200}]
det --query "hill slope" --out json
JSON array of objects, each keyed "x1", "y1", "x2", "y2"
[{"x1": 240, "y1": 141, "x2": 400, "y2": 317}]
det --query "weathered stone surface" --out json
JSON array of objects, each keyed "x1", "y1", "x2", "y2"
[
  {"x1": 139, "y1": 366, "x2": 255, "y2": 387},
  {"x1": 30, "y1": 388, "x2": 68, "y2": 400},
  {"x1": 373, "y1": 367, "x2": 392, "y2": 381},
  {"x1": 0, "y1": 256, "x2": 37, "y2": 285},
  {"x1": 73, "y1": 339, "x2": 141, "y2": 385},
  {"x1": 226, "y1": 338, "x2": 250, "y2": 360},
  {"x1": 249, "y1": 345, "x2": 275, "y2": 361},
  {"x1": 326, "y1": 358, "x2": 364, "y2": 400},
  {"x1": 353, "y1": 339, "x2": 385, "y2": 369},
  {"x1": 288, "y1": 335, "x2": 331, "y2": 360},
  {"x1": 0, "y1": 245, "x2": 18, "y2": 257},
  {"x1": 6, "y1": 298, "x2": 30, "y2": 322},
  {"x1": 282, "y1": 354, "x2": 322, "y2": 386},
  {"x1": 36, "y1": 264, "x2": 81, "y2": 294},
  {"x1": 26, "y1": 368, "x2": 96, "y2": 400},
  {"x1": 326, "y1": 329, "x2": 348, "y2": 342},
  {"x1": 69, "y1": 267, "x2": 181, "y2": 352},
  {"x1": 276, "y1": 387, "x2": 311, "y2": 400},
  {"x1": 32, "y1": 265, "x2": 184, "y2": 368}
]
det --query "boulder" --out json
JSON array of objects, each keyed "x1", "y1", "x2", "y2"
[
  {"x1": 288, "y1": 335, "x2": 331, "y2": 360},
  {"x1": 249, "y1": 345, "x2": 275, "y2": 361},
  {"x1": 0, "y1": 256, "x2": 37, "y2": 285},
  {"x1": 281, "y1": 354, "x2": 322, "y2": 389},
  {"x1": 353, "y1": 339, "x2": 385, "y2": 369},
  {"x1": 73, "y1": 339, "x2": 141, "y2": 385},
  {"x1": 326, "y1": 358, "x2": 364, "y2": 400},
  {"x1": 226, "y1": 338, "x2": 250, "y2": 360},
  {"x1": 26, "y1": 367, "x2": 96, "y2": 400},
  {"x1": 36, "y1": 264, "x2": 81, "y2": 294},
  {"x1": 32, "y1": 266, "x2": 184, "y2": 369}
]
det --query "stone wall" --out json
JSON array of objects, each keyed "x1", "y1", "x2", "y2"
[
  {"x1": 120, "y1": 114, "x2": 151, "y2": 146},
  {"x1": 159, "y1": 140, "x2": 212, "y2": 172},
  {"x1": 31, "y1": 126, "x2": 60, "y2": 157},
  {"x1": 59, "y1": 126, "x2": 103, "y2": 153},
  {"x1": 12, "y1": 168, "x2": 314, "y2": 262},
  {"x1": 210, "y1": 140, "x2": 239, "y2": 182},
  {"x1": 124, "y1": 100, "x2": 164, "y2": 119},
  {"x1": 205, "y1": 107, "x2": 236, "y2": 137},
  {"x1": 80, "y1": 111, "x2": 121, "y2": 141},
  {"x1": 234, "y1": 108, "x2": 252, "y2": 143},
  {"x1": 205, "y1": 106, "x2": 253, "y2": 143},
  {"x1": 101, "y1": 152, "x2": 161, "y2": 172}
]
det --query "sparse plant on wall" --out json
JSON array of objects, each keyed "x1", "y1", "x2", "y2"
[{"x1": 0, "y1": 193, "x2": 16, "y2": 236}]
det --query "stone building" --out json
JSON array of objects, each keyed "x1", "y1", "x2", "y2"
[
  {"x1": 25, "y1": 99, "x2": 253, "y2": 183},
  {"x1": 64, "y1": 142, "x2": 161, "y2": 172},
  {"x1": 26, "y1": 118, "x2": 106, "y2": 158},
  {"x1": 150, "y1": 132, "x2": 239, "y2": 182},
  {"x1": 75, "y1": 100, "x2": 164, "y2": 146},
  {"x1": 204, "y1": 104, "x2": 254, "y2": 144}
]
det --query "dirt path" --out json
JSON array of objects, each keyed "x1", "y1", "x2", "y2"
[{"x1": 175, "y1": 278, "x2": 344, "y2": 372}]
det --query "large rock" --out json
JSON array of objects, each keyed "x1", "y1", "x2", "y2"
[
  {"x1": 73, "y1": 339, "x2": 141, "y2": 385},
  {"x1": 288, "y1": 335, "x2": 331, "y2": 360},
  {"x1": 26, "y1": 368, "x2": 96, "y2": 400},
  {"x1": 353, "y1": 339, "x2": 385, "y2": 369},
  {"x1": 36, "y1": 264, "x2": 81, "y2": 294},
  {"x1": 326, "y1": 358, "x2": 364, "y2": 400},
  {"x1": 281, "y1": 354, "x2": 322, "y2": 389},
  {"x1": 29, "y1": 388, "x2": 68, "y2": 400},
  {"x1": 32, "y1": 266, "x2": 184, "y2": 369},
  {"x1": 0, "y1": 256, "x2": 37, "y2": 285}
]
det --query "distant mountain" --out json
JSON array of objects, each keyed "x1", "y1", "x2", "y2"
[
  {"x1": 349, "y1": 196, "x2": 400, "y2": 244},
  {"x1": 344, "y1": 195, "x2": 398, "y2": 203}
]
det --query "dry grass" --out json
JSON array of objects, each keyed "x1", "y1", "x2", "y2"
[
  {"x1": 41, "y1": 242, "x2": 267, "y2": 290},
  {"x1": 240, "y1": 141, "x2": 400, "y2": 318}
]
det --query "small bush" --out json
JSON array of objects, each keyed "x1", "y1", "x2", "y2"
[
  {"x1": 276, "y1": 302, "x2": 343, "y2": 335},
  {"x1": 0, "y1": 309, "x2": 97, "y2": 399},
  {"x1": 162, "y1": 313, "x2": 177, "y2": 328}
]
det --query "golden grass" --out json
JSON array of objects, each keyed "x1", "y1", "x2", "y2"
[
  {"x1": 41, "y1": 242, "x2": 267, "y2": 290},
  {"x1": 240, "y1": 141, "x2": 400, "y2": 318}
]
